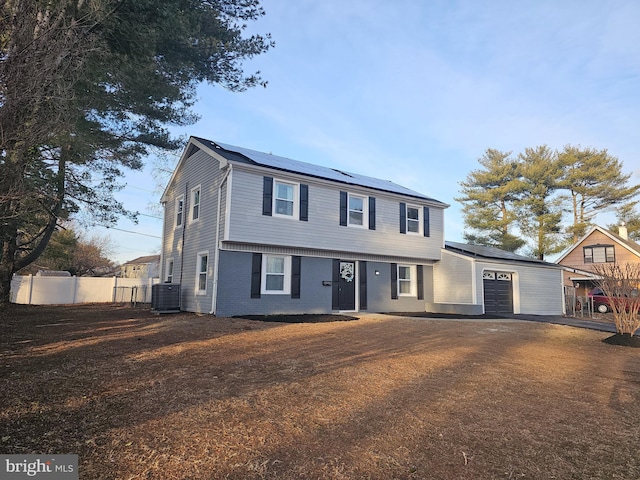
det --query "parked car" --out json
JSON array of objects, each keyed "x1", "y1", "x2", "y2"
[{"x1": 588, "y1": 287, "x2": 638, "y2": 314}]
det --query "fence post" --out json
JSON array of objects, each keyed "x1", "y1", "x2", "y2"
[
  {"x1": 72, "y1": 276, "x2": 78, "y2": 304},
  {"x1": 27, "y1": 274, "x2": 34, "y2": 305},
  {"x1": 112, "y1": 276, "x2": 118, "y2": 303}
]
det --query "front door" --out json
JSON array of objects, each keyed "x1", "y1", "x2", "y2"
[{"x1": 333, "y1": 260, "x2": 356, "y2": 310}]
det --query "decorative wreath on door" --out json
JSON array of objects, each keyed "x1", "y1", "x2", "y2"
[{"x1": 340, "y1": 263, "x2": 355, "y2": 282}]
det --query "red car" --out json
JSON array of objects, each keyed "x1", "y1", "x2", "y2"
[{"x1": 588, "y1": 287, "x2": 638, "y2": 314}]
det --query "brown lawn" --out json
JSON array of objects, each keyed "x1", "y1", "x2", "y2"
[{"x1": 1, "y1": 304, "x2": 639, "y2": 479}]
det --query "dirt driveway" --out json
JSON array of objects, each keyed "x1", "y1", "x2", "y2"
[{"x1": 1, "y1": 304, "x2": 639, "y2": 479}]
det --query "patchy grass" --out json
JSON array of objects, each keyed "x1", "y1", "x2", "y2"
[{"x1": 1, "y1": 304, "x2": 640, "y2": 479}]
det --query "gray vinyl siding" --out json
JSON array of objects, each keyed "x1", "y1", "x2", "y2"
[
  {"x1": 475, "y1": 261, "x2": 563, "y2": 315},
  {"x1": 365, "y1": 262, "x2": 432, "y2": 313},
  {"x1": 216, "y1": 251, "x2": 333, "y2": 317},
  {"x1": 433, "y1": 251, "x2": 475, "y2": 304},
  {"x1": 226, "y1": 166, "x2": 444, "y2": 261},
  {"x1": 161, "y1": 149, "x2": 225, "y2": 313}
]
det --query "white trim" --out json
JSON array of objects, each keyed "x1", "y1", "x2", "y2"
[
  {"x1": 397, "y1": 264, "x2": 417, "y2": 297},
  {"x1": 174, "y1": 195, "x2": 184, "y2": 228},
  {"x1": 405, "y1": 204, "x2": 422, "y2": 235},
  {"x1": 210, "y1": 165, "x2": 232, "y2": 314},
  {"x1": 165, "y1": 257, "x2": 174, "y2": 283}
]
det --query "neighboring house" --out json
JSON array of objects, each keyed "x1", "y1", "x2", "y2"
[
  {"x1": 556, "y1": 224, "x2": 640, "y2": 298},
  {"x1": 159, "y1": 137, "x2": 564, "y2": 316},
  {"x1": 431, "y1": 242, "x2": 564, "y2": 316},
  {"x1": 120, "y1": 255, "x2": 161, "y2": 279}
]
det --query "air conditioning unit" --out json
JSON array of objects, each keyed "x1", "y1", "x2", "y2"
[{"x1": 151, "y1": 283, "x2": 181, "y2": 313}]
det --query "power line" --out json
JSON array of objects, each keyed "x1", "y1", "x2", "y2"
[{"x1": 98, "y1": 225, "x2": 161, "y2": 239}]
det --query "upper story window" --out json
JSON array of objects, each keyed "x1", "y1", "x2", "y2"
[
  {"x1": 584, "y1": 245, "x2": 615, "y2": 264},
  {"x1": 400, "y1": 203, "x2": 430, "y2": 237},
  {"x1": 191, "y1": 186, "x2": 201, "y2": 222},
  {"x1": 175, "y1": 195, "x2": 184, "y2": 227},
  {"x1": 348, "y1": 194, "x2": 366, "y2": 227},
  {"x1": 262, "y1": 177, "x2": 308, "y2": 221},
  {"x1": 406, "y1": 205, "x2": 420, "y2": 233},
  {"x1": 274, "y1": 181, "x2": 296, "y2": 217},
  {"x1": 340, "y1": 191, "x2": 376, "y2": 229}
]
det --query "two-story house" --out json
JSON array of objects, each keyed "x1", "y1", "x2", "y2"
[{"x1": 159, "y1": 137, "x2": 564, "y2": 317}]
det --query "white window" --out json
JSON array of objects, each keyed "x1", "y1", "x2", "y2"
[
  {"x1": 191, "y1": 186, "x2": 201, "y2": 222},
  {"x1": 348, "y1": 194, "x2": 367, "y2": 227},
  {"x1": 166, "y1": 258, "x2": 174, "y2": 283},
  {"x1": 196, "y1": 252, "x2": 208, "y2": 294},
  {"x1": 406, "y1": 205, "x2": 420, "y2": 234},
  {"x1": 273, "y1": 180, "x2": 298, "y2": 218},
  {"x1": 584, "y1": 245, "x2": 615, "y2": 263},
  {"x1": 398, "y1": 265, "x2": 416, "y2": 296},
  {"x1": 261, "y1": 255, "x2": 291, "y2": 295},
  {"x1": 175, "y1": 195, "x2": 184, "y2": 227}
]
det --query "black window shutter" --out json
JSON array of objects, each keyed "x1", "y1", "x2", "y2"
[
  {"x1": 417, "y1": 265, "x2": 424, "y2": 300},
  {"x1": 423, "y1": 207, "x2": 430, "y2": 237},
  {"x1": 368, "y1": 197, "x2": 376, "y2": 230},
  {"x1": 262, "y1": 177, "x2": 273, "y2": 216},
  {"x1": 251, "y1": 253, "x2": 262, "y2": 298},
  {"x1": 332, "y1": 259, "x2": 340, "y2": 309},
  {"x1": 291, "y1": 256, "x2": 301, "y2": 299},
  {"x1": 399, "y1": 203, "x2": 407, "y2": 234},
  {"x1": 300, "y1": 184, "x2": 309, "y2": 221},
  {"x1": 391, "y1": 263, "x2": 398, "y2": 300},
  {"x1": 359, "y1": 261, "x2": 367, "y2": 310},
  {"x1": 339, "y1": 191, "x2": 348, "y2": 226}
]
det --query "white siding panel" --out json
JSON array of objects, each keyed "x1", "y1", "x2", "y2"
[
  {"x1": 433, "y1": 251, "x2": 474, "y2": 304},
  {"x1": 227, "y1": 167, "x2": 445, "y2": 261}
]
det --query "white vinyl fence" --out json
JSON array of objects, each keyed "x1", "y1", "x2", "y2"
[{"x1": 10, "y1": 275, "x2": 160, "y2": 305}]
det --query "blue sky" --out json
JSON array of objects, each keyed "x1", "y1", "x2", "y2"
[{"x1": 106, "y1": 0, "x2": 640, "y2": 264}]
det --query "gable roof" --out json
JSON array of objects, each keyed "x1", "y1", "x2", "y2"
[
  {"x1": 122, "y1": 255, "x2": 160, "y2": 266},
  {"x1": 444, "y1": 241, "x2": 559, "y2": 267},
  {"x1": 555, "y1": 225, "x2": 640, "y2": 263},
  {"x1": 170, "y1": 136, "x2": 448, "y2": 206}
]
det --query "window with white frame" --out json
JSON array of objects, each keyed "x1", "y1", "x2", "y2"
[
  {"x1": 348, "y1": 194, "x2": 367, "y2": 227},
  {"x1": 175, "y1": 195, "x2": 184, "y2": 227},
  {"x1": 274, "y1": 180, "x2": 298, "y2": 217},
  {"x1": 166, "y1": 258, "x2": 174, "y2": 283},
  {"x1": 196, "y1": 252, "x2": 208, "y2": 293},
  {"x1": 261, "y1": 255, "x2": 291, "y2": 294},
  {"x1": 406, "y1": 205, "x2": 420, "y2": 234},
  {"x1": 583, "y1": 245, "x2": 615, "y2": 264},
  {"x1": 398, "y1": 265, "x2": 416, "y2": 296},
  {"x1": 191, "y1": 186, "x2": 201, "y2": 222}
]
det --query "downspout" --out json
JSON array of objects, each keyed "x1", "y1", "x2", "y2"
[{"x1": 210, "y1": 164, "x2": 232, "y2": 314}]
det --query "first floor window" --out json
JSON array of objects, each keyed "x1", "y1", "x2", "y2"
[
  {"x1": 166, "y1": 259, "x2": 174, "y2": 283},
  {"x1": 398, "y1": 265, "x2": 415, "y2": 296},
  {"x1": 196, "y1": 252, "x2": 208, "y2": 293},
  {"x1": 262, "y1": 255, "x2": 291, "y2": 294}
]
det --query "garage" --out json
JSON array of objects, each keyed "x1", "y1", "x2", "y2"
[{"x1": 483, "y1": 271, "x2": 513, "y2": 315}]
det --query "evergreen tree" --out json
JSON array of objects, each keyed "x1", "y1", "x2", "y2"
[
  {"x1": 609, "y1": 202, "x2": 640, "y2": 242},
  {"x1": 0, "y1": 0, "x2": 273, "y2": 302},
  {"x1": 456, "y1": 149, "x2": 525, "y2": 252},
  {"x1": 515, "y1": 146, "x2": 565, "y2": 260},
  {"x1": 558, "y1": 145, "x2": 640, "y2": 242}
]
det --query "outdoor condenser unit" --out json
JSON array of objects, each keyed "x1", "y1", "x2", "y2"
[{"x1": 151, "y1": 283, "x2": 181, "y2": 313}]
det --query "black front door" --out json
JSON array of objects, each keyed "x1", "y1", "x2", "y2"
[{"x1": 332, "y1": 260, "x2": 356, "y2": 310}]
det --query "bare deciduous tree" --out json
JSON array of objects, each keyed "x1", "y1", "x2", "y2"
[{"x1": 591, "y1": 262, "x2": 640, "y2": 337}]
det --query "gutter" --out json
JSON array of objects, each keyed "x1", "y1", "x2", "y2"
[{"x1": 210, "y1": 164, "x2": 232, "y2": 315}]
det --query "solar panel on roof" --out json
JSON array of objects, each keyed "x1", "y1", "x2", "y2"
[{"x1": 211, "y1": 140, "x2": 443, "y2": 202}]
